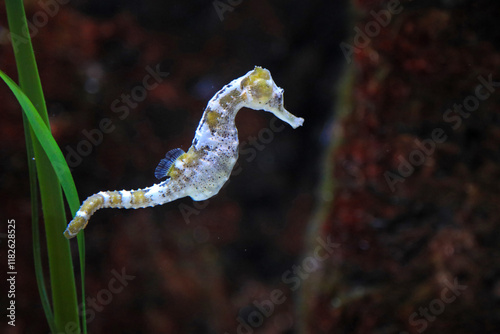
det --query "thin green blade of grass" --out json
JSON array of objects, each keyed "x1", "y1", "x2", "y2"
[
  {"x1": 5, "y1": 2, "x2": 79, "y2": 330},
  {"x1": 0, "y1": 71, "x2": 80, "y2": 210},
  {"x1": 4, "y1": 0, "x2": 87, "y2": 331},
  {"x1": 0, "y1": 69, "x2": 86, "y2": 331},
  {"x1": 22, "y1": 114, "x2": 57, "y2": 333}
]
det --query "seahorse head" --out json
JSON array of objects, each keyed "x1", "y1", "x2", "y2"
[{"x1": 241, "y1": 66, "x2": 304, "y2": 129}]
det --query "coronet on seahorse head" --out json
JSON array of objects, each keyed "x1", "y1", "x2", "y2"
[{"x1": 241, "y1": 67, "x2": 304, "y2": 129}]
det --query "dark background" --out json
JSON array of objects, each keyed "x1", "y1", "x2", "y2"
[{"x1": 1, "y1": 0, "x2": 500, "y2": 333}]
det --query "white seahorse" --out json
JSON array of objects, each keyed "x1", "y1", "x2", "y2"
[{"x1": 64, "y1": 66, "x2": 304, "y2": 239}]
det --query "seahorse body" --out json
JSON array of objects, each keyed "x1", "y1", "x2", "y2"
[{"x1": 64, "y1": 66, "x2": 304, "y2": 239}]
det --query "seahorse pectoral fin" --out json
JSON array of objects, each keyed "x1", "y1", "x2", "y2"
[{"x1": 155, "y1": 148, "x2": 185, "y2": 179}]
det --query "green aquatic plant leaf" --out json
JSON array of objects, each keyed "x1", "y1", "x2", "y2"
[
  {"x1": 0, "y1": 68, "x2": 88, "y2": 332},
  {"x1": 0, "y1": 71, "x2": 80, "y2": 222},
  {"x1": 3, "y1": 1, "x2": 86, "y2": 332}
]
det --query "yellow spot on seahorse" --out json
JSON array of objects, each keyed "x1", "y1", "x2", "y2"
[
  {"x1": 241, "y1": 67, "x2": 273, "y2": 103},
  {"x1": 65, "y1": 216, "x2": 87, "y2": 238},
  {"x1": 244, "y1": 66, "x2": 270, "y2": 82},
  {"x1": 167, "y1": 148, "x2": 202, "y2": 179},
  {"x1": 250, "y1": 79, "x2": 273, "y2": 102},
  {"x1": 219, "y1": 89, "x2": 243, "y2": 109},
  {"x1": 109, "y1": 191, "x2": 122, "y2": 205},
  {"x1": 80, "y1": 194, "x2": 104, "y2": 213},
  {"x1": 167, "y1": 165, "x2": 180, "y2": 179},
  {"x1": 131, "y1": 190, "x2": 147, "y2": 205},
  {"x1": 206, "y1": 109, "x2": 220, "y2": 128}
]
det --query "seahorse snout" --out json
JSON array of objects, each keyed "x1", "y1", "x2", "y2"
[
  {"x1": 269, "y1": 102, "x2": 304, "y2": 129},
  {"x1": 262, "y1": 82, "x2": 304, "y2": 129}
]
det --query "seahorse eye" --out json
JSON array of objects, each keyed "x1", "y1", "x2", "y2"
[{"x1": 269, "y1": 89, "x2": 284, "y2": 109}]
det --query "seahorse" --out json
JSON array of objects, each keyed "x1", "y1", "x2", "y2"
[{"x1": 63, "y1": 66, "x2": 304, "y2": 239}]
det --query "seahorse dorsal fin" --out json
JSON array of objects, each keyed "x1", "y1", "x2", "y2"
[{"x1": 154, "y1": 148, "x2": 185, "y2": 179}]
